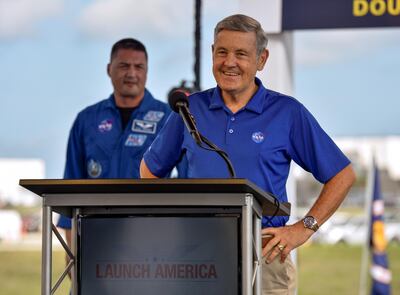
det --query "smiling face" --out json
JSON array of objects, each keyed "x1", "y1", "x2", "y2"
[
  {"x1": 107, "y1": 48, "x2": 148, "y2": 107},
  {"x1": 212, "y1": 30, "x2": 268, "y2": 103}
]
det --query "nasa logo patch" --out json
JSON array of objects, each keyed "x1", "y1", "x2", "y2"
[
  {"x1": 252, "y1": 132, "x2": 265, "y2": 143},
  {"x1": 98, "y1": 119, "x2": 113, "y2": 133}
]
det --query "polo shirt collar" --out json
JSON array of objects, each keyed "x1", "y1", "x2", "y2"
[
  {"x1": 209, "y1": 89, "x2": 224, "y2": 110},
  {"x1": 209, "y1": 78, "x2": 267, "y2": 114},
  {"x1": 245, "y1": 78, "x2": 266, "y2": 114}
]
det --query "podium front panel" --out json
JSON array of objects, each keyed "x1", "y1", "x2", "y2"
[
  {"x1": 79, "y1": 215, "x2": 239, "y2": 295},
  {"x1": 18, "y1": 179, "x2": 281, "y2": 295}
]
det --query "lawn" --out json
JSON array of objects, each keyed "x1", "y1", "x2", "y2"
[
  {"x1": 0, "y1": 249, "x2": 70, "y2": 294},
  {"x1": 0, "y1": 244, "x2": 398, "y2": 294},
  {"x1": 298, "y1": 243, "x2": 399, "y2": 294}
]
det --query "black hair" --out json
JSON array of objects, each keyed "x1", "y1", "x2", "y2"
[{"x1": 110, "y1": 38, "x2": 148, "y2": 61}]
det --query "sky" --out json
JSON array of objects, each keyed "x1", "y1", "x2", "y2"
[{"x1": 0, "y1": 0, "x2": 400, "y2": 179}]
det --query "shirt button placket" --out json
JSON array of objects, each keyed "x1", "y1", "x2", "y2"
[{"x1": 226, "y1": 116, "x2": 235, "y2": 144}]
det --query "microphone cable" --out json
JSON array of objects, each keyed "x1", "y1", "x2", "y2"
[
  {"x1": 195, "y1": 132, "x2": 282, "y2": 228},
  {"x1": 195, "y1": 133, "x2": 236, "y2": 178}
]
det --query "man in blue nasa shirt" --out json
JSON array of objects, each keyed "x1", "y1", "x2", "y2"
[
  {"x1": 58, "y1": 38, "x2": 185, "y2": 238},
  {"x1": 140, "y1": 15, "x2": 355, "y2": 294}
]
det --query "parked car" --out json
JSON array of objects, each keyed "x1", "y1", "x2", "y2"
[
  {"x1": 312, "y1": 213, "x2": 354, "y2": 244},
  {"x1": 314, "y1": 212, "x2": 400, "y2": 245},
  {"x1": 385, "y1": 212, "x2": 400, "y2": 244}
]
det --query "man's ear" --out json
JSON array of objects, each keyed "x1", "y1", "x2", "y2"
[
  {"x1": 257, "y1": 49, "x2": 269, "y2": 71},
  {"x1": 211, "y1": 44, "x2": 215, "y2": 54},
  {"x1": 107, "y1": 63, "x2": 111, "y2": 77}
]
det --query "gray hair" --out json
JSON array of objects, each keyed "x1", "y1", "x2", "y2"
[{"x1": 214, "y1": 14, "x2": 268, "y2": 57}]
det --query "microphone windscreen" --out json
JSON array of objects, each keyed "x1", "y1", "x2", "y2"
[{"x1": 168, "y1": 90, "x2": 189, "y2": 113}]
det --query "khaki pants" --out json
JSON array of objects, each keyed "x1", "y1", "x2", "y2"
[{"x1": 262, "y1": 254, "x2": 296, "y2": 295}]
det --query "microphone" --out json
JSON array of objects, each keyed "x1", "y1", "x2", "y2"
[
  {"x1": 168, "y1": 89, "x2": 236, "y2": 178},
  {"x1": 168, "y1": 90, "x2": 202, "y2": 145}
]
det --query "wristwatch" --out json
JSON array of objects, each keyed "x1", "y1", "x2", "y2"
[{"x1": 303, "y1": 216, "x2": 319, "y2": 232}]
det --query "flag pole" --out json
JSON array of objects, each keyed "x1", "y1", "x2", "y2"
[{"x1": 359, "y1": 153, "x2": 374, "y2": 295}]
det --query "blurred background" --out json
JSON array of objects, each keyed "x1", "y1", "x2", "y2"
[{"x1": 1, "y1": 0, "x2": 399, "y2": 294}]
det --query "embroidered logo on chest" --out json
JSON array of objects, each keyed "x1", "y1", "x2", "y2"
[
  {"x1": 125, "y1": 134, "x2": 147, "y2": 147},
  {"x1": 143, "y1": 111, "x2": 165, "y2": 122},
  {"x1": 131, "y1": 119, "x2": 157, "y2": 134},
  {"x1": 251, "y1": 132, "x2": 265, "y2": 143},
  {"x1": 87, "y1": 159, "x2": 102, "y2": 178},
  {"x1": 98, "y1": 119, "x2": 113, "y2": 133}
]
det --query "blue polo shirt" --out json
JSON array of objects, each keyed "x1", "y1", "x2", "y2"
[
  {"x1": 144, "y1": 78, "x2": 350, "y2": 227},
  {"x1": 58, "y1": 89, "x2": 180, "y2": 228}
]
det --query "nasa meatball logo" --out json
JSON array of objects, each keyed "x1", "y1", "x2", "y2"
[
  {"x1": 251, "y1": 132, "x2": 264, "y2": 143},
  {"x1": 98, "y1": 119, "x2": 113, "y2": 133}
]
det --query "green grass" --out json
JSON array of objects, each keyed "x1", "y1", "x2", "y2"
[
  {"x1": 0, "y1": 244, "x2": 398, "y2": 294},
  {"x1": 298, "y1": 243, "x2": 400, "y2": 295},
  {"x1": 0, "y1": 250, "x2": 70, "y2": 295}
]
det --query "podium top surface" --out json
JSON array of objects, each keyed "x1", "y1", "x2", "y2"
[{"x1": 20, "y1": 178, "x2": 290, "y2": 216}]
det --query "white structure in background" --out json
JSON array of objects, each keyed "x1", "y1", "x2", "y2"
[
  {"x1": 292, "y1": 136, "x2": 400, "y2": 181},
  {"x1": 0, "y1": 158, "x2": 45, "y2": 206},
  {"x1": 335, "y1": 136, "x2": 400, "y2": 180},
  {"x1": 0, "y1": 210, "x2": 23, "y2": 242},
  {"x1": 304, "y1": 136, "x2": 400, "y2": 247}
]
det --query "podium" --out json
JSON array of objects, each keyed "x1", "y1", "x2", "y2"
[{"x1": 20, "y1": 178, "x2": 290, "y2": 295}]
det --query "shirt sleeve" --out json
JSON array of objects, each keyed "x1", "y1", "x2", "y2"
[
  {"x1": 158, "y1": 104, "x2": 172, "y2": 128},
  {"x1": 289, "y1": 104, "x2": 350, "y2": 183},
  {"x1": 64, "y1": 113, "x2": 86, "y2": 179},
  {"x1": 143, "y1": 112, "x2": 186, "y2": 177},
  {"x1": 57, "y1": 113, "x2": 86, "y2": 229},
  {"x1": 57, "y1": 215, "x2": 71, "y2": 229}
]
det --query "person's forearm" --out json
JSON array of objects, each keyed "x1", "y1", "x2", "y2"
[
  {"x1": 139, "y1": 159, "x2": 158, "y2": 178},
  {"x1": 306, "y1": 164, "x2": 356, "y2": 226},
  {"x1": 65, "y1": 228, "x2": 71, "y2": 246},
  {"x1": 261, "y1": 164, "x2": 355, "y2": 262}
]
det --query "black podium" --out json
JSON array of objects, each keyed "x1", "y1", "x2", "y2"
[{"x1": 20, "y1": 178, "x2": 290, "y2": 295}]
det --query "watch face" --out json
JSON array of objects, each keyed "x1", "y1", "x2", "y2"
[{"x1": 304, "y1": 216, "x2": 316, "y2": 227}]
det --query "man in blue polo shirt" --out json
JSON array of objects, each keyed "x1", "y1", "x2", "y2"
[
  {"x1": 57, "y1": 38, "x2": 186, "y2": 248},
  {"x1": 140, "y1": 14, "x2": 355, "y2": 294}
]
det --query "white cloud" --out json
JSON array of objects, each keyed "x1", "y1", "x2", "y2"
[
  {"x1": 78, "y1": 0, "x2": 192, "y2": 39},
  {"x1": 294, "y1": 28, "x2": 400, "y2": 66},
  {"x1": 78, "y1": 0, "x2": 237, "y2": 39},
  {"x1": 0, "y1": 0, "x2": 63, "y2": 38}
]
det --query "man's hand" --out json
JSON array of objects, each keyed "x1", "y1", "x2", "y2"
[
  {"x1": 261, "y1": 222, "x2": 313, "y2": 264},
  {"x1": 261, "y1": 164, "x2": 355, "y2": 264},
  {"x1": 139, "y1": 159, "x2": 158, "y2": 178}
]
